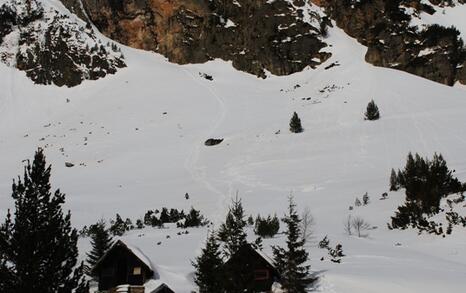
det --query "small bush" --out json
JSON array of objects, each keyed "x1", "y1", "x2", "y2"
[
  {"x1": 389, "y1": 153, "x2": 462, "y2": 230},
  {"x1": 364, "y1": 100, "x2": 380, "y2": 120},
  {"x1": 289, "y1": 112, "x2": 303, "y2": 133},
  {"x1": 254, "y1": 214, "x2": 280, "y2": 238}
]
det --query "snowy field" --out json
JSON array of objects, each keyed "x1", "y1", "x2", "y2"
[{"x1": 1, "y1": 14, "x2": 466, "y2": 293}]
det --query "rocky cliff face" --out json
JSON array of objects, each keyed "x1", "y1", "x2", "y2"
[
  {"x1": 319, "y1": 0, "x2": 465, "y2": 85},
  {"x1": 0, "y1": 0, "x2": 125, "y2": 87},
  {"x1": 79, "y1": 0, "x2": 330, "y2": 77},
  {"x1": 3, "y1": 0, "x2": 463, "y2": 86},
  {"x1": 64, "y1": 0, "x2": 465, "y2": 85}
]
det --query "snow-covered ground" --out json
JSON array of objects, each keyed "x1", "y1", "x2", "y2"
[
  {"x1": 1, "y1": 13, "x2": 466, "y2": 293},
  {"x1": 410, "y1": 2, "x2": 466, "y2": 40}
]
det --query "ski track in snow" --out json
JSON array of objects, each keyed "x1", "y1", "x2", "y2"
[{"x1": 181, "y1": 68, "x2": 233, "y2": 225}]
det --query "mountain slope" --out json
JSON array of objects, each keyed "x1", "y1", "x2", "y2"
[
  {"x1": 67, "y1": 0, "x2": 466, "y2": 85},
  {"x1": 1, "y1": 15, "x2": 466, "y2": 291},
  {"x1": 0, "y1": 0, "x2": 125, "y2": 86}
]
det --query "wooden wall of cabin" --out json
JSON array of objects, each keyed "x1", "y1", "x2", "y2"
[
  {"x1": 225, "y1": 248, "x2": 280, "y2": 292},
  {"x1": 97, "y1": 246, "x2": 151, "y2": 291}
]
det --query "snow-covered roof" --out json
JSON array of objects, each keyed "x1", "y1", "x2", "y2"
[
  {"x1": 255, "y1": 247, "x2": 277, "y2": 270},
  {"x1": 225, "y1": 243, "x2": 278, "y2": 271},
  {"x1": 124, "y1": 242, "x2": 155, "y2": 272},
  {"x1": 144, "y1": 279, "x2": 174, "y2": 293},
  {"x1": 91, "y1": 240, "x2": 155, "y2": 275}
]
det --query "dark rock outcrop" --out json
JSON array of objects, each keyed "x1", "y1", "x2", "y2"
[
  {"x1": 0, "y1": 0, "x2": 125, "y2": 87},
  {"x1": 79, "y1": 0, "x2": 330, "y2": 77},
  {"x1": 319, "y1": 0, "x2": 465, "y2": 85},
  {"x1": 205, "y1": 138, "x2": 223, "y2": 146}
]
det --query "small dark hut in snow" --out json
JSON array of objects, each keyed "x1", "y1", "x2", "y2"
[
  {"x1": 224, "y1": 244, "x2": 281, "y2": 292},
  {"x1": 91, "y1": 240, "x2": 174, "y2": 293}
]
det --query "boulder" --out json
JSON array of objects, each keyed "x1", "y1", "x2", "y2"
[{"x1": 204, "y1": 138, "x2": 224, "y2": 146}]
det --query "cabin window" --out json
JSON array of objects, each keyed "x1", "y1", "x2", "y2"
[
  {"x1": 254, "y1": 269, "x2": 269, "y2": 280},
  {"x1": 133, "y1": 267, "x2": 142, "y2": 275}
]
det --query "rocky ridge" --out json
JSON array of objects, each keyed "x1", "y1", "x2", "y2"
[
  {"x1": 72, "y1": 0, "x2": 330, "y2": 78},
  {"x1": 74, "y1": 0, "x2": 465, "y2": 85},
  {"x1": 319, "y1": 0, "x2": 465, "y2": 85},
  {"x1": 0, "y1": 0, "x2": 125, "y2": 87}
]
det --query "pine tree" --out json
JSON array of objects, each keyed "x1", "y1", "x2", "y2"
[
  {"x1": 362, "y1": 192, "x2": 370, "y2": 205},
  {"x1": 318, "y1": 235, "x2": 330, "y2": 249},
  {"x1": 192, "y1": 230, "x2": 225, "y2": 293},
  {"x1": 218, "y1": 195, "x2": 249, "y2": 293},
  {"x1": 364, "y1": 100, "x2": 380, "y2": 120},
  {"x1": 247, "y1": 215, "x2": 254, "y2": 226},
  {"x1": 272, "y1": 196, "x2": 311, "y2": 293},
  {"x1": 397, "y1": 169, "x2": 405, "y2": 187},
  {"x1": 218, "y1": 195, "x2": 247, "y2": 257},
  {"x1": 109, "y1": 213, "x2": 126, "y2": 236},
  {"x1": 182, "y1": 207, "x2": 206, "y2": 228},
  {"x1": 289, "y1": 112, "x2": 303, "y2": 133},
  {"x1": 85, "y1": 219, "x2": 114, "y2": 274},
  {"x1": 390, "y1": 168, "x2": 399, "y2": 191},
  {"x1": 0, "y1": 148, "x2": 86, "y2": 293},
  {"x1": 136, "y1": 219, "x2": 144, "y2": 229},
  {"x1": 329, "y1": 244, "x2": 345, "y2": 263},
  {"x1": 160, "y1": 207, "x2": 170, "y2": 223},
  {"x1": 254, "y1": 214, "x2": 280, "y2": 238}
]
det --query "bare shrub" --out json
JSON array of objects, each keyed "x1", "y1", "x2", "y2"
[
  {"x1": 351, "y1": 216, "x2": 371, "y2": 237},
  {"x1": 344, "y1": 215, "x2": 352, "y2": 235},
  {"x1": 301, "y1": 207, "x2": 315, "y2": 244}
]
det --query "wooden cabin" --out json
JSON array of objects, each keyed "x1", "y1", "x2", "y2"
[
  {"x1": 91, "y1": 240, "x2": 174, "y2": 293},
  {"x1": 223, "y1": 244, "x2": 281, "y2": 292}
]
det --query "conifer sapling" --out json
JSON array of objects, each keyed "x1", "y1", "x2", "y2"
[
  {"x1": 192, "y1": 230, "x2": 225, "y2": 293},
  {"x1": 364, "y1": 99, "x2": 380, "y2": 120},
  {"x1": 290, "y1": 112, "x2": 304, "y2": 133},
  {"x1": 272, "y1": 196, "x2": 311, "y2": 292}
]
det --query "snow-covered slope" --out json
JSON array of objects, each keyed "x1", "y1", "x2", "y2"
[
  {"x1": 410, "y1": 2, "x2": 466, "y2": 40},
  {"x1": 1, "y1": 15, "x2": 466, "y2": 293},
  {"x1": 0, "y1": 0, "x2": 125, "y2": 86}
]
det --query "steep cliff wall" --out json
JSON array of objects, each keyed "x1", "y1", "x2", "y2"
[
  {"x1": 80, "y1": 0, "x2": 330, "y2": 77},
  {"x1": 66, "y1": 0, "x2": 465, "y2": 85},
  {"x1": 319, "y1": 0, "x2": 465, "y2": 85}
]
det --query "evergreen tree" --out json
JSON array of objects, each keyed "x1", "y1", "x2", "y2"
[
  {"x1": 218, "y1": 196, "x2": 249, "y2": 293},
  {"x1": 254, "y1": 214, "x2": 280, "y2": 238},
  {"x1": 218, "y1": 196, "x2": 247, "y2": 257},
  {"x1": 364, "y1": 100, "x2": 380, "y2": 120},
  {"x1": 144, "y1": 210, "x2": 162, "y2": 227},
  {"x1": 192, "y1": 230, "x2": 225, "y2": 293},
  {"x1": 160, "y1": 207, "x2": 170, "y2": 223},
  {"x1": 247, "y1": 215, "x2": 254, "y2": 226},
  {"x1": 109, "y1": 213, "x2": 126, "y2": 236},
  {"x1": 362, "y1": 192, "x2": 370, "y2": 205},
  {"x1": 318, "y1": 235, "x2": 330, "y2": 249},
  {"x1": 136, "y1": 219, "x2": 144, "y2": 229},
  {"x1": 390, "y1": 168, "x2": 399, "y2": 191},
  {"x1": 0, "y1": 148, "x2": 86, "y2": 293},
  {"x1": 181, "y1": 207, "x2": 206, "y2": 228},
  {"x1": 289, "y1": 112, "x2": 304, "y2": 133},
  {"x1": 329, "y1": 244, "x2": 345, "y2": 263},
  {"x1": 389, "y1": 152, "x2": 462, "y2": 230},
  {"x1": 169, "y1": 208, "x2": 182, "y2": 222},
  {"x1": 124, "y1": 217, "x2": 134, "y2": 230},
  {"x1": 397, "y1": 169, "x2": 405, "y2": 187},
  {"x1": 272, "y1": 196, "x2": 311, "y2": 293},
  {"x1": 85, "y1": 219, "x2": 114, "y2": 274}
]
